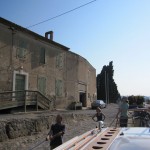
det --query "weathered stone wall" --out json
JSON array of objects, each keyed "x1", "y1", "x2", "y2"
[
  {"x1": 0, "y1": 116, "x2": 53, "y2": 142},
  {"x1": 0, "y1": 122, "x2": 8, "y2": 142},
  {"x1": 0, "y1": 113, "x2": 88, "y2": 142},
  {"x1": 66, "y1": 52, "x2": 96, "y2": 108},
  {"x1": 0, "y1": 24, "x2": 13, "y2": 92},
  {"x1": 0, "y1": 18, "x2": 96, "y2": 110}
]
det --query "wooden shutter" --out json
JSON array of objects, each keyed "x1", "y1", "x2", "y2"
[
  {"x1": 17, "y1": 40, "x2": 27, "y2": 58},
  {"x1": 39, "y1": 47, "x2": 45, "y2": 64},
  {"x1": 55, "y1": 80, "x2": 63, "y2": 96},
  {"x1": 56, "y1": 53, "x2": 64, "y2": 68},
  {"x1": 38, "y1": 77, "x2": 46, "y2": 95}
]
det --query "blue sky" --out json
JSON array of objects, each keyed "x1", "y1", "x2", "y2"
[{"x1": 1, "y1": 0, "x2": 150, "y2": 96}]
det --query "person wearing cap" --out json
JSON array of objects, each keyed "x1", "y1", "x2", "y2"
[{"x1": 116, "y1": 97, "x2": 129, "y2": 127}]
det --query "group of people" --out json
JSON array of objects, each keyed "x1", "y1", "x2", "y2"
[{"x1": 46, "y1": 97, "x2": 129, "y2": 149}]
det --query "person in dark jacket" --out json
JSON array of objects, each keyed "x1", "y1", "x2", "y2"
[{"x1": 46, "y1": 114, "x2": 65, "y2": 149}]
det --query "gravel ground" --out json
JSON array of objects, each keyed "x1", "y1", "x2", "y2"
[{"x1": 0, "y1": 103, "x2": 118, "y2": 150}]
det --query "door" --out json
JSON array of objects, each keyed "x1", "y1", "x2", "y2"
[
  {"x1": 79, "y1": 92, "x2": 86, "y2": 107},
  {"x1": 15, "y1": 74, "x2": 25, "y2": 100}
]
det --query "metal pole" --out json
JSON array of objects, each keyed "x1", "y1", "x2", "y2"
[
  {"x1": 105, "y1": 71, "x2": 107, "y2": 104},
  {"x1": 107, "y1": 73, "x2": 109, "y2": 104}
]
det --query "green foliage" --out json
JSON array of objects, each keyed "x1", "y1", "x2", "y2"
[
  {"x1": 128, "y1": 95, "x2": 144, "y2": 107},
  {"x1": 97, "y1": 61, "x2": 120, "y2": 103}
]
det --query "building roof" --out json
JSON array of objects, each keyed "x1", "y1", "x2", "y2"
[{"x1": 0, "y1": 17, "x2": 70, "y2": 51}]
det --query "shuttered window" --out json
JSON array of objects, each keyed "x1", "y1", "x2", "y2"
[
  {"x1": 17, "y1": 40, "x2": 27, "y2": 58},
  {"x1": 39, "y1": 47, "x2": 45, "y2": 64},
  {"x1": 55, "y1": 79, "x2": 63, "y2": 96},
  {"x1": 56, "y1": 53, "x2": 64, "y2": 68},
  {"x1": 38, "y1": 77, "x2": 46, "y2": 95}
]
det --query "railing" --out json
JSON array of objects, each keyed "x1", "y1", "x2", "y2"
[
  {"x1": 36, "y1": 91, "x2": 52, "y2": 111},
  {"x1": 0, "y1": 90, "x2": 52, "y2": 112},
  {"x1": 114, "y1": 108, "x2": 150, "y2": 128}
]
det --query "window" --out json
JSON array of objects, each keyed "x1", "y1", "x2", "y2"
[
  {"x1": 39, "y1": 47, "x2": 45, "y2": 64},
  {"x1": 56, "y1": 53, "x2": 64, "y2": 68},
  {"x1": 38, "y1": 77, "x2": 46, "y2": 95},
  {"x1": 17, "y1": 40, "x2": 27, "y2": 58},
  {"x1": 55, "y1": 79, "x2": 63, "y2": 96}
]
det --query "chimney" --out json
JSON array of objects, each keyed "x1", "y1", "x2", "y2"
[{"x1": 45, "y1": 31, "x2": 53, "y2": 41}]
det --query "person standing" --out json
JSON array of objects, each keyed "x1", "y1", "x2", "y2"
[
  {"x1": 92, "y1": 107, "x2": 106, "y2": 122},
  {"x1": 46, "y1": 114, "x2": 65, "y2": 149},
  {"x1": 116, "y1": 97, "x2": 129, "y2": 127}
]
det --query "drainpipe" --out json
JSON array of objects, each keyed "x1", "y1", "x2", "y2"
[{"x1": 9, "y1": 26, "x2": 15, "y2": 91}]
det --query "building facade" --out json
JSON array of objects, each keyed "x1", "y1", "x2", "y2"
[{"x1": 0, "y1": 18, "x2": 96, "y2": 109}]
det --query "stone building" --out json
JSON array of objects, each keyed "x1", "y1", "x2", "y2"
[{"x1": 0, "y1": 17, "x2": 96, "y2": 109}]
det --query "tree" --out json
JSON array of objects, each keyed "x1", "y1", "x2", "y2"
[
  {"x1": 97, "y1": 61, "x2": 120, "y2": 103},
  {"x1": 128, "y1": 95, "x2": 144, "y2": 107}
]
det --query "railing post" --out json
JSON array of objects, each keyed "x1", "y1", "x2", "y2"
[
  {"x1": 24, "y1": 91, "x2": 26, "y2": 113},
  {"x1": 36, "y1": 93, "x2": 38, "y2": 111}
]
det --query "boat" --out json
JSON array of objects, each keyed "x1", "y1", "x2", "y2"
[{"x1": 54, "y1": 108, "x2": 150, "y2": 150}]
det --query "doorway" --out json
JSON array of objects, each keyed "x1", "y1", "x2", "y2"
[
  {"x1": 79, "y1": 92, "x2": 86, "y2": 107},
  {"x1": 13, "y1": 70, "x2": 29, "y2": 101},
  {"x1": 15, "y1": 74, "x2": 25, "y2": 100}
]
